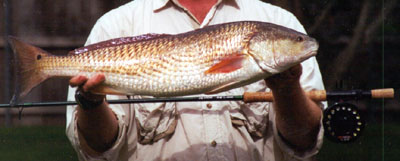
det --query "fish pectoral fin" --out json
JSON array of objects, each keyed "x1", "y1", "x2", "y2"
[
  {"x1": 205, "y1": 81, "x2": 240, "y2": 95},
  {"x1": 204, "y1": 55, "x2": 246, "y2": 74},
  {"x1": 90, "y1": 85, "x2": 127, "y2": 96}
]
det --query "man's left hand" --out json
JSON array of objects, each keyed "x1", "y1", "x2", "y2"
[{"x1": 265, "y1": 64, "x2": 302, "y2": 92}]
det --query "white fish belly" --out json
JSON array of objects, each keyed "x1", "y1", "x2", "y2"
[{"x1": 103, "y1": 58, "x2": 267, "y2": 97}]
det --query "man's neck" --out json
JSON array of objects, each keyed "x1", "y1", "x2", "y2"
[{"x1": 178, "y1": 0, "x2": 218, "y2": 24}]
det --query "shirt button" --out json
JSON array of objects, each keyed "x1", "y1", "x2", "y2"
[
  {"x1": 211, "y1": 140, "x2": 217, "y2": 147},
  {"x1": 206, "y1": 103, "x2": 212, "y2": 109}
]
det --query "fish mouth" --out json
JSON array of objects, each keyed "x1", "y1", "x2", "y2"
[
  {"x1": 307, "y1": 49, "x2": 318, "y2": 57},
  {"x1": 297, "y1": 49, "x2": 318, "y2": 64},
  {"x1": 307, "y1": 40, "x2": 319, "y2": 57},
  {"x1": 300, "y1": 41, "x2": 319, "y2": 61},
  {"x1": 274, "y1": 48, "x2": 318, "y2": 72}
]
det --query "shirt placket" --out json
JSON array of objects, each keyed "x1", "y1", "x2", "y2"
[
  {"x1": 199, "y1": 0, "x2": 223, "y2": 28},
  {"x1": 166, "y1": 1, "x2": 230, "y2": 160},
  {"x1": 171, "y1": 0, "x2": 223, "y2": 28},
  {"x1": 202, "y1": 102, "x2": 228, "y2": 161}
]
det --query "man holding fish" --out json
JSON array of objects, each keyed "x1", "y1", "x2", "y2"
[{"x1": 65, "y1": 0, "x2": 325, "y2": 160}]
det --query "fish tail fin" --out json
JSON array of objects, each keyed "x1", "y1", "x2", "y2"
[{"x1": 8, "y1": 36, "x2": 51, "y2": 102}]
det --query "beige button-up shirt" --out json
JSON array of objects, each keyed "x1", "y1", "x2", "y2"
[{"x1": 66, "y1": 0, "x2": 326, "y2": 160}]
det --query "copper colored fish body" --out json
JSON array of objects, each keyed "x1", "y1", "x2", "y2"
[{"x1": 8, "y1": 21, "x2": 318, "y2": 98}]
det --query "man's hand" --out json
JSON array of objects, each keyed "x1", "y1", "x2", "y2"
[
  {"x1": 264, "y1": 64, "x2": 322, "y2": 150},
  {"x1": 69, "y1": 74, "x2": 106, "y2": 102},
  {"x1": 70, "y1": 74, "x2": 119, "y2": 154},
  {"x1": 264, "y1": 64, "x2": 302, "y2": 91}
]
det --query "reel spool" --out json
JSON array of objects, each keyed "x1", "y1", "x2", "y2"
[{"x1": 323, "y1": 102, "x2": 365, "y2": 143}]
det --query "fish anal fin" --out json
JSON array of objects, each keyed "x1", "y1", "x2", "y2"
[
  {"x1": 205, "y1": 81, "x2": 240, "y2": 95},
  {"x1": 204, "y1": 55, "x2": 246, "y2": 74},
  {"x1": 90, "y1": 85, "x2": 127, "y2": 96}
]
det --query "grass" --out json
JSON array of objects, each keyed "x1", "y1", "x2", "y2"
[
  {"x1": 0, "y1": 126, "x2": 77, "y2": 161},
  {"x1": 0, "y1": 123, "x2": 398, "y2": 161}
]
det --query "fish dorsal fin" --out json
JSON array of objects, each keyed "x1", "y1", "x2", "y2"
[
  {"x1": 68, "y1": 33, "x2": 170, "y2": 55},
  {"x1": 205, "y1": 81, "x2": 241, "y2": 95},
  {"x1": 204, "y1": 54, "x2": 247, "y2": 74}
]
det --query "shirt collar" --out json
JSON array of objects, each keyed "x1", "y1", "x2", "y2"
[
  {"x1": 153, "y1": 0, "x2": 239, "y2": 11},
  {"x1": 153, "y1": 0, "x2": 170, "y2": 11}
]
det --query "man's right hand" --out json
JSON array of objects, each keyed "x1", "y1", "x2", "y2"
[
  {"x1": 69, "y1": 74, "x2": 106, "y2": 103},
  {"x1": 69, "y1": 73, "x2": 119, "y2": 154}
]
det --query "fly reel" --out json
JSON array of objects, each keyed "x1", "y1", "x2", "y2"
[{"x1": 323, "y1": 102, "x2": 365, "y2": 143}]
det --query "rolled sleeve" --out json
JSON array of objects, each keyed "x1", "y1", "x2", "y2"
[
  {"x1": 66, "y1": 87, "x2": 128, "y2": 161},
  {"x1": 271, "y1": 108, "x2": 324, "y2": 160}
]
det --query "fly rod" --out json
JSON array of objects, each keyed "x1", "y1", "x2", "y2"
[{"x1": 0, "y1": 88, "x2": 394, "y2": 108}]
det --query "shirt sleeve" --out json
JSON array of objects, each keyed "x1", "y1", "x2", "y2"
[
  {"x1": 270, "y1": 108, "x2": 324, "y2": 160},
  {"x1": 264, "y1": 6, "x2": 326, "y2": 160},
  {"x1": 65, "y1": 89, "x2": 128, "y2": 160},
  {"x1": 65, "y1": 7, "x2": 133, "y2": 160},
  {"x1": 84, "y1": 5, "x2": 135, "y2": 45}
]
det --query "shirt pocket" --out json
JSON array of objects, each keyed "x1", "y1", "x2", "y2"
[
  {"x1": 230, "y1": 101, "x2": 271, "y2": 139},
  {"x1": 133, "y1": 95, "x2": 178, "y2": 144},
  {"x1": 227, "y1": 82, "x2": 272, "y2": 139}
]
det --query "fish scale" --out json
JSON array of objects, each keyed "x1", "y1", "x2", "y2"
[{"x1": 8, "y1": 21, "x2": 318, "y2": 98}]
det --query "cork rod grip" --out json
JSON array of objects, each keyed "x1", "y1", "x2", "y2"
[
  {"x1": 243, "y1": 88, "x2": 395, "y2": 103},
  {"x1": 243, "y1": 90, "x2": 327, "y2": 103},
  {"x1": 243, "y1": 92, "x2": 274, "y2": 102},
  {"x1": 371, "y1": 88, "x2": 394, "y2": 99}
]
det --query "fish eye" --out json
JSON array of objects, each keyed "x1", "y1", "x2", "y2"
[
  {"x1": 296, "y1": 36, "x2": 303, "y2": 42},
  {"x1": 37, "y1": 54, "x2": 42, "y2": 60}
]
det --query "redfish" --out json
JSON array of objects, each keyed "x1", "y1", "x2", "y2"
[{"x1": 8, "y1": 21, "x2": 318, "y2": 98}]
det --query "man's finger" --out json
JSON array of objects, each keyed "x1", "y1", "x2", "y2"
[
  {"x1": 69, "y1": 75, "x2": 88, "y2": 87},
  {"x1": 286, "y1": 64, "x2": 302, "y2": 78},
  {"x1": 82, "y1": 74, "x2": 106, "y2": 92}
]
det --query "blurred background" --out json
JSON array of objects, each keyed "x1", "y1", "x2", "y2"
[{"x1": 0, "y1": 0, "x2": 399, "y2": 160}]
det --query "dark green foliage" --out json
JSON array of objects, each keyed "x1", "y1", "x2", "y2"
[{"x1": 0, "y1": 126, "x2": 77, "y2": 161}]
